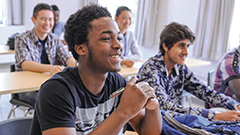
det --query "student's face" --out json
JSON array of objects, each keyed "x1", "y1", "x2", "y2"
[
  {"x1": 53, "y1": 10, "x2": 60, "y2": 26},
  {"x1": 32, "y1": 10, "x2": 54, "y2": 36},
  {"x1": 115, "y1": 10, "x2": 132, "y2": 31},
  {"x1": 85, "y1": 17, "x2": 123, "y2": 72},
  {"x1": 163, "y1": 39, "x2": 190, "y2": 67}
]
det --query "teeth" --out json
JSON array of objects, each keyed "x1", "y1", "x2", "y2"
[{"x1": 111, "y1": 55, "x2": 119, "y2": 58}]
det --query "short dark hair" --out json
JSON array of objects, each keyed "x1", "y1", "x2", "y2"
[
  {"x1": 32, "y1": 3, "x2": 53, "y2": 19},
  {"x1": 64, "y1": 4, "x2": 112, "y2": 60},
  {"x1": 51, "y1": 5, "x2": 59, "y2": 11},
  {"x1": 159, "y1": 22, "x2": 196, "y2": 55},
  {"x1": 115, "y1": 6, "x2": 131, "y2": 17}
]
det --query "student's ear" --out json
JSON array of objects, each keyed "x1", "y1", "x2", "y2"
[
  {"x1": 31, "y1": 16, "x2": 36, "y2": 25},
  {"x1": 74, "y1": 44, "x2": 87, "y2": 56},
  {"x1": 163, "y1": 43, "x2": 169, "y2": 52},
  {"x1": 114, "y1": 16, "x2": 118, "y2": 22}
]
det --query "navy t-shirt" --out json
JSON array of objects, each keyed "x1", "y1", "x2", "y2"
[
  {"x1": 39, "y1": 38, "x2": 50, "y2": 64},
  {"x1": 30, "y1": 66, "x2": 126, "y2": 135}
]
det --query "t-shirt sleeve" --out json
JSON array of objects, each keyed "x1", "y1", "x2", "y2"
[{"x1": 35, "y1": 79, "x2": 75, "y2": 132}]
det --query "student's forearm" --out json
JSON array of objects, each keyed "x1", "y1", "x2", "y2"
[
  {"x1": 21, "y1": 60, "x2": 53, "y2": 73},
  {"x1": 228, "y1": 79, "x2": 240, "y2": 101},
  {"x1": 140, "y1": 108, "x2": 162, "y2": 135},
  {"x1": 21, "y1": 60, "x2": 63, "y2": 75}
]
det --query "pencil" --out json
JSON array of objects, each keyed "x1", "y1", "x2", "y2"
[{"x1": 109, "y1": 77, "x2": 147, "y2": 99}]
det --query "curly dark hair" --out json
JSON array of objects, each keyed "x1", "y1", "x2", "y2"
[
  {"x1": 115, "y1": 6, "x2": 131, "y2": 17},
  {"x1": 51, "y1": 5, "x2": 59, "y2": 12},
  {"x1": 33, "y1": 3, "x2": 53, "y2": 19},
  {"x1": 64, "y1": 4, "x2": 112, "y2": 60},
  {"x1": 159, "y1": 22, "x2": 196, "y2": 55}
]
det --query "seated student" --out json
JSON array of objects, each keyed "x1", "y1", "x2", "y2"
[
  {"x1": 115, "y1": 6, "x2": 142, "y2": 67},
  {"x1": 14, "y1": 3, "x2": 76, "y2": 106},
  {"x1": 212, "y1": 45, "x2": 240, "y2": 102},
  {"x1": 50, "y1": 4, "x2": 67, "y2": 45},
  {"x1": 137, "y1": 22, "x2": 240, "y2": 121},
  {"x1": 30, "y1": 4, "x2": 162, "y2": 135}
]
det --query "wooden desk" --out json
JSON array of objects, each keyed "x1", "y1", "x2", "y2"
[
  {"x1": 0, "y1": 45, "x2": 14, "y2": 55},
  {"x1": 118, "y1": 58, "x2": 211, "y2": 78},
  {"x1": 185, "y1": 58, "x2": 211, "y2": 67},
  {"x1": 0, "y1": 71, "x2": 51, "y2": 95},
  {"x1": 0, "y1": 58, "x2": 210, "y2": 95}
]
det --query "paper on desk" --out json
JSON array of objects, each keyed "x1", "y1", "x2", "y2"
[{"x1": 132, "y1": 61, "x2": 143, "y2": 69}]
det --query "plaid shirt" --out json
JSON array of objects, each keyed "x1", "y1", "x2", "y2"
[
  {"x1": 212, "y1": 46, "x2": 240, "y2": 97},
  {"x1": 15, "y1": 28, "x2": 72, "y2": 71},
  {"x1": 137, "y1": 53, "x2": 238, "y2": 120}
]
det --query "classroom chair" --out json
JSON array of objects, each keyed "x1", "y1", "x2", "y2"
[
  {"x1": 8, "y1": 64, "x2": 34, "y2": 119},
  {"x1": 0, "y1": 117, "x2": 32, "y2": 135},
  {"x1": 205, "y1": 69, "x2": 215, "y2": 109}
]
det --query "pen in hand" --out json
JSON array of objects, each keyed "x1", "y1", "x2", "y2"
[
  {"x1": 109, "y1": 77, "x2": 147, "y2": 99},
  {"x1": 233, "y1": 100, "x2": 239, "y2": 112}
]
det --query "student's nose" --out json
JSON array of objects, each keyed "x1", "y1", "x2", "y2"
[
  {"x1": 113, "y1": 38, "x2": 123, "y2": 52},
  {"x1": 182, "y1": 46, "x2": 189, "y2": 55}
]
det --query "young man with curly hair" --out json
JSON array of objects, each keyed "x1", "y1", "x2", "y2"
[{"x1": 30, "y1": 4, "x2": 162, "y2": 135}]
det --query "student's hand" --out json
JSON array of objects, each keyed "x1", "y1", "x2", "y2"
[
  {"x1": 144, "y1": 97, "x2": 159, "y2": 110},
  {"x1": 121, "y1": 59, "x2": 134, "y2": 67},
  {"x1": 116, "y1": 76, "x2": 156, "y2": 120},
  {"x1": 61, "y1": 40, "x2": 67, "y2": 45},
  {"x1": 49, "y1": 65, "x2": 64, "y2": 75},
  {"x1": 214, "y1": 111, "x2": 240, "y2": 122},
  {"x1": 238, "y1": 105, "x2": 240, "y2": 111}
]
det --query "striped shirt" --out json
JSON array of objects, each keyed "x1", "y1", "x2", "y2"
[
  {"x1": 212, "y1": 46, "x2": 240, "y2": 97},
  {"x1": 15, "y1": 28, "x2": 72, "y2": 71},
  {"x1": 137, "y1": 53, "x2": 238, "y2": 120}
]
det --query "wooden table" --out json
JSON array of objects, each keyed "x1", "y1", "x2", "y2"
[
  {"x1": 119, "y1": 58, "x2": 211, "y2": 78},
  {"x1": 0, "y1": 58, "x2": 210, "y2": 95},
  {"x1": 0, "y1": 71, "x2": 51, "y2": 95},
  {"x1": 0, "y1": 45, "x2": 14, "y2": 55},
  {"x1": 185, "y1": 57, "x2": 211, "y2": 67}
]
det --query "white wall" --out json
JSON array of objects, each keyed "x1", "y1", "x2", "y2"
[
  {"x1": 23, "y1": 0, "x2": 81, "y2": 31},
  {"x1": 0, "y1": 25, "x2": 25, "y2": 45},
  {"x1": 153, "y1": 0, "x2": 200, "y2": 46}
]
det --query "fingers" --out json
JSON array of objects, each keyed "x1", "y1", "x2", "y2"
[
  {"x1": 50, "y1": 66, "x2": 64, "y2": 75},
  {"x1": 127, "y1": 76, "x2": 138, "y2": 85},
  {"x1": 215, "y1": 111, "x2": 240, "y2": 122},
  {"x1": 144, "y1": 98, "x2": 159, "y2": 110}
]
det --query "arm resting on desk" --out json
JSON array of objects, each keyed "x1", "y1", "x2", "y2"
[{"x1": 21, "y1": 60, "x2": 64, "y2": 75}]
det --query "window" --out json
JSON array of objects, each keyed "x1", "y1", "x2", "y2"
[
  {"x1": 98, "y1": 0, "x2": 138, "y2": 32},
  {"x1": 0, "y1": 0, "x2": 6, "y2": 25},
  {"x1": 228, "y1": 0, "x2": 240, "y2": 50}
]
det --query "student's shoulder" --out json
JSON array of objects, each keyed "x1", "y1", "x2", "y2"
[
  {"x1": 58, "y1": 21, "x2": 65, "y2": 26},
  {"x1": 16, "y1": 30, "x2": 33, "y2": 39},
  {"x1": 142, "y1": 54, "x2": 163, "y2": 67}
]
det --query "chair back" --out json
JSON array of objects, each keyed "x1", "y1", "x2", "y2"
[
  {"x1": 205, "y1": 69, "x2": 215, "y2": 109},
  {"x1": 0, "y1": 117, "x2": 33, "y2": 135},
  {"x1": 207, "y1": 69, "x2": 215, "y2": 87}
]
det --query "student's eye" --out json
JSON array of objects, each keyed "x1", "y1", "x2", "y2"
[
  {"x1": 101, "y1": 37, "x2": 110, "y2": 41},
  {"x1": 117, "y1": 37, "x2": 123, "y2": 42},
  {"x1": 41, "y1": 18, "x2": 46, "y2": 21},
  {"x1": 179, "y1": 44, "x2": 184, "y2": 48}
]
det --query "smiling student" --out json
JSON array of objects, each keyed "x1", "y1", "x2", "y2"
[
  {"x1": 14, "y1": 3, "x2": 76, "y2": 106},
  {"x1": 30, "y1": 4, "x2": 162, "y2": 135},
  {"x1": 115, "y1": 6, "x2": 142, "y2": 67},
  {"x1": 137, "y1": 22, "x2": 240, "y2": 122}
]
